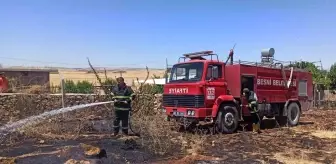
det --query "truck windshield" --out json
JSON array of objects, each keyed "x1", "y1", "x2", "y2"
[{"x1": 169, "y1": 62, "x2": 204, "y2": 83}]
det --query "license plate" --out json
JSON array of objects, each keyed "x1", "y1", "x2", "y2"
[{"x1": 173, "y1": 110, "x2": 184, "y2": 116}]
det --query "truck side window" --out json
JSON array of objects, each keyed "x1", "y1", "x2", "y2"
[{"x1": 206, "y1": 65, "x2": 222, "y2": 80}]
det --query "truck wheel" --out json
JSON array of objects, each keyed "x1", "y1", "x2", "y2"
[
  {"x1": 287, "y1": 102, "x2": 300, "y2": 126},
  {"x1": 215, "y1": 104, "x2": 239, "y2": 134}
]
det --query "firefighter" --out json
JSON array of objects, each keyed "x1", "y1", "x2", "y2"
[
  {"x1": 243, "y1": 88, "x2": 261, "y2": 133},
  {"x1": 111, "y1": 77, "x2": 135, "y2": 136}
]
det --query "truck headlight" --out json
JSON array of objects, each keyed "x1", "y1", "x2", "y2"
[
  {"x1": 187, "y1": 110, "x2": 195, "y2": 116},
  {"x1": 187, "y1": 110, "x2": 191, "y2": 115}
]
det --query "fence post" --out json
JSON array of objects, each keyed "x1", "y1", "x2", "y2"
[
  {"x1": 59, "y1": 72, "x2": 65, "y2": 108},
  {"x1": 318, "y1": 91, "x2": 321, "y2": 108},
  {"x1": 313, "y1": 84, "x2": 316, "y2": 108}
]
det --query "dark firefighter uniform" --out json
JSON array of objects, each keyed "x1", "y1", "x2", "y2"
[
  {"x1": 111, "y1": 80, "x2": 135, "y2": 135},
  {"x1": 243, "y1": 88, "x2": 261, "y2": 133}
]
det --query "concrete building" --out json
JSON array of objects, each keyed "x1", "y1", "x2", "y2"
[{"x1": 0, "y1": 68, "x2": 58, "y2": 86}]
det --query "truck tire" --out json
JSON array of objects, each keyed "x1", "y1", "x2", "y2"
[
  {"x1": 287, "y1": 102, "x2": 300, "y2": 126},
  {"x1": 215, "y1": 104, "x2": 239, "y2": 134}
]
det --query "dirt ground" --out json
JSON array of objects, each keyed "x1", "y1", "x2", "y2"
[{"x1": 1, "y1": 109, "x2": 336, "y2": 164}]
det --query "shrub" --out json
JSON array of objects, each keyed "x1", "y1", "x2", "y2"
[
  {"x1": 63, "y1": 80, "x2": 94, "y2": 93},
  {"x1": 76, "y1": 80, "x2": 94, "y2": 93},
  {"x1": 50, "y1": 83, "x2": 61, "y2": 94},
  {"x1": 140, "y1": 84, "x2": 164, "y2": 94},
  {"x1": 102, "y1": 78, "x2": 117, "y2": 86},
  {"x1": 64, "y1": 80, "x2": 77, "y2": 93},
  {"x1": 152, "y1": 84, "x2": 164, "y2": 94}
]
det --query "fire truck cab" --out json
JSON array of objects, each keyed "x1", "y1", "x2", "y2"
[{"x1": 163, "y1": 49, "x2": 313, "y2": 133}]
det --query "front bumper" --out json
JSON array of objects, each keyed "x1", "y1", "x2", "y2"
[
  {"x1": 162, "y1": 107, "x2": 214, "y2": 128},
  {"x1": 163, "y1": 107, "x2": 210, "y2": 118}
]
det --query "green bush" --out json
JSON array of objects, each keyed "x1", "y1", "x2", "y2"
[
  {"x1": 50, "y1": 83, "x2": 61, "y2": 93},
  {"x1": 140, "y1": 84, "x2": 164, "y2": 94},
  {"x1": 63, "y1": 80, "x2": 94, "y2": 93},
  {"x1": 76, "y1": 80, "x2": 94, "y2": 93},
  {"x1": 64, "y1": 80, "x2": 77, "y2": 93},
  {"x1": 102, "y1": 78, "x2": 117, "y2": 86},
  {"x1": 152, "y1": 84, "x2": 164, "y2": 94}
]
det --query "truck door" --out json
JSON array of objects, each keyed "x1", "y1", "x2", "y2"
[{"x1": 204, "y1": 63, "x2": 226, "y2": 110}]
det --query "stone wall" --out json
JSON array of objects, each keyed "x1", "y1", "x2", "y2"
[{"x1": 0, "y1": 93, "x2": 163, "y2": 126}]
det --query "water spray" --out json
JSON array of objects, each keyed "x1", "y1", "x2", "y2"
[{"x1": 0, "y1": 101, "x2": 114, "y2": 144}]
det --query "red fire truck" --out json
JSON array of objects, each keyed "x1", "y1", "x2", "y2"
[{"x1": 162, "y1": 48, "x2": 313, "y2": 133}]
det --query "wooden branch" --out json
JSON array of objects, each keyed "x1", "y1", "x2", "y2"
[
  {"x1": 87, "y1": 57, "x2": 112, "y2": 100},
  {"x1": 137, "y1": 66, "x2": 150, "y2": 92}
]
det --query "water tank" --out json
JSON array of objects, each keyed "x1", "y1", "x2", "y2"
[{"x1": 261, "y1": 48, "x2": 275, "y2": 57}]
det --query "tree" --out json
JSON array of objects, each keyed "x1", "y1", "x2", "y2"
[
  {"x1": 328, "y1": 63, "x2": 336, "y2": 90},
  {"x1": 287, "y1": 61, "x2": 331, "y2": 88}
]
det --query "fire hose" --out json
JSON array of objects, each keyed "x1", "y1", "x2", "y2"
[{"x1": 241, "y1": 104, "x2": 262, "y2": 123}]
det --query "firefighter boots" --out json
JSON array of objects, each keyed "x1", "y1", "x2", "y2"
[{"x1": 252, "y1": 123, "x2": 261, "y2": 133}]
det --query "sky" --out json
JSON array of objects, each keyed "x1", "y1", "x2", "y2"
[{"x1": 0, "y1": 0, "x2": 335, "y2": 70}]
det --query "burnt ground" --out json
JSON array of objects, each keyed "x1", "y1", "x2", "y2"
[{"x1": 1, "y1": 109, "x2": 336, "y2": 164}]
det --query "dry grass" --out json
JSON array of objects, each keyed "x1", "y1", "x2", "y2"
[
  {"x1": 79, "y1": 143, "x2": 101, "y2": 156},
  {"x1": 310, "y1": 130, "x2": 336, "y2": 139},
  {"x1": 273, "y1": 152, "x2": 323, "y2": 164},
  {"x1": 3, "y1": 103, "x2": 336, "y2": 163},
  {"x1": 49, "y1": 69, "x2": 166, "y2": 85},
  {"x1": 64, "y1": 159, "x2": 91, "y2": 164},
  {"x1": 293, "y1": 127, "x2": 336, "y2": 139},
  {"x1": 0, "y1": 157, "x2": 16, "y2": 164},
  {"x1": 2, "y1": 83, "x2": 205, "y2": 158}
]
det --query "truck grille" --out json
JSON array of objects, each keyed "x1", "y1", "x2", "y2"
[{"x1": 162, "y1": 94, "x2": 205, "y2": 108}]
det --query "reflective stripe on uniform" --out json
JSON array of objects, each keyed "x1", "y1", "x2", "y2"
[
  {"x1": 115, "y1": 107, "x2": 130, "y2": 110},
  {"x1": 114, "y1": 96, "x2": 131, "y2": 99},
  {"x1": 122, "y1": 127, "x2": 128, "y2": 130}
]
